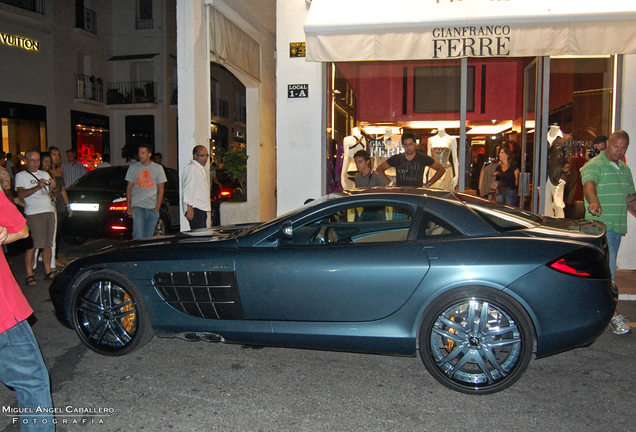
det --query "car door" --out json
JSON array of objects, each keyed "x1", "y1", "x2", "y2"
[{"x1": 235, "y1": 201, "x2": 430, "y2": 322}]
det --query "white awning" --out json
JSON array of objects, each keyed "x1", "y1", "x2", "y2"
[
  {"x1": 304, "y1": 0, "x2": 636, "y2": 62},
  {"x1": 209, "y1": 6, "x2": 261, "y2": 81}
]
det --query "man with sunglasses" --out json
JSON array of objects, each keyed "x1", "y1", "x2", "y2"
[{"x1": 182, "y1": 145, "x2": 211, "y2": 230}]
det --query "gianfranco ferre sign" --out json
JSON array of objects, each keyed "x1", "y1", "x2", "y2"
[
  {"x1": 0, "y1": 33, "x2": 39, "y2": 51},
  {"x1": 432, "y1": 25, "x2": 510, "y2": 58}
]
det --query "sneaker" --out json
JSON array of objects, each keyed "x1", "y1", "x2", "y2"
[{"x1": 609, "y1": 315, "x2": 631, "y2": 335}]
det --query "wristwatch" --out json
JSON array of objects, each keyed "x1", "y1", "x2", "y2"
[{"x1": 426, "y1": 181, "x2": 432, "y2": 188}]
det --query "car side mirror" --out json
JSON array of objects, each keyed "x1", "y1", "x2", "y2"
[{"x1": 281, "y1": 220, "x2": 293, "y2": 239}]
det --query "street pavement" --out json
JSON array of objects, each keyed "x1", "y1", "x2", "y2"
[{"x1": 1, "y1": 239, "x2": 636, "y2": 431}]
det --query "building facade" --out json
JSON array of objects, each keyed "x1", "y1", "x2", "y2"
[{"x1": 0, "y1": 0, "x2": 177, "y2": 170}]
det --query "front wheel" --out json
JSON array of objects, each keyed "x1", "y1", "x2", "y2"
[
  {"x1": 419, "y1": 287, "x2": 534, "y2": 395},
  {"x1": 70, "y1": 270, "x2": 154, "y2": 356},
  {"x1": 153, "y1": 211, "x2": 169, "y2": 236}
]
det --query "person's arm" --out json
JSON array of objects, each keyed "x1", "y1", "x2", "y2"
[
  {"x1": 514, "y1": 168, "x2": 520, "y2": 186},
  {"x1": 16, "y1": 177, "x2": 48, "y2": 199},
  {"x1": 212, "y1": 176, "x2": 223, "y2": 188},
  {"x1": 583, "y1": 180, "x2": 601, "y2": 216},
  {"x1": 0, "y1": 223, "x2": 28, "y2": 245},
  {"x1": 427, "y1": 162, "x2": 447, "y2": 186},
  {"x1": 60, "y1": 186, "x2": 73, "y2": 217},
  {"x1": 375, "y1": 161, "x2": 393, "y2": 185},
  {"x1": 627, "y1": 193, "x2": 636, "y2": 216},
  {"x1": 126, "y1": 181, "x2": 133, "y2": 216},
  {"x1": 155, "y1": 182, "x2": 165, "y2": 212},
  {"x1": 3, "y1": 187, "x2": 12, "y2": 202}
]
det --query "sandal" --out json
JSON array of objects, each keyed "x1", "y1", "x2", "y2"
[
  {"x1": 43, "y1": 272, "x2": 57, "y2": 280},
  {"x1": 25, "y1": 275, "x2": 37, "y2": 286}
]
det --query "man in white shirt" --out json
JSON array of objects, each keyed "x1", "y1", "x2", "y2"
[
  {"x1": 15, "y1": 150, "x2": 58, "y2": 284},
  {"x1": 182, "y1": 145, "x2": 211, "y2": 230}
]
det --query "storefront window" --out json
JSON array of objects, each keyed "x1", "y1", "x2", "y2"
[{"x1": 327, "y1": 56, "x2": 616, "y2": 215}]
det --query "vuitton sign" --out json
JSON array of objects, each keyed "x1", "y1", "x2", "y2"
[{"x1": 0, "y1": 32, "x2": 39, "y2": 51}]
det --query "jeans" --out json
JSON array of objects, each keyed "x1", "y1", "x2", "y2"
[
  {"x1": 0, "y1": 320, "x2": 54, "y2": 431},
  {"x1": 131, "y1": 207, "x2": 160, "y2": 239},
  {"x1": 606, "y1": 228, "x2": 622, "y2": 280},
  {"x1": 496, "y1": 188, "x2": 518, "y2": 207},
  {"x1": 188, "y1": 208, "x2": 208, "y2": 230}
]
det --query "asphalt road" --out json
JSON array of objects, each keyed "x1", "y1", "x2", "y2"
[{"x1": 2, "y1": 239, "x2": 636, "y2": 432}]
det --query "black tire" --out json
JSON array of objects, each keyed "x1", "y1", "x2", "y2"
[
  {"x1": 419, "y1": 287, "x2": 534, "y2": 395},
  {"x1": 63, "y1": 236, "x2": 87, "y2": 245},
  {"x1": 154, "y1": 211, "x2": 169, "y2": 236},
  {"x1": 70, "y1": 269, "x2": 154, "y2": 356}
]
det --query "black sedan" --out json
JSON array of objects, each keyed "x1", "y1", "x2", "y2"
[
  {"x1": 50, "y1": 188, "x2": 616, "y2": 394},
  {"x1": 61, "y1": 166, "x2": 181, "y2": 243}
]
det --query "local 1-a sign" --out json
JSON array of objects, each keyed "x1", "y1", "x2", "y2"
[{"x1": 288, "y1": 84, "x2": 308, "y2": 98}]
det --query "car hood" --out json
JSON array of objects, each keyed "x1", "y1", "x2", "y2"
[{"x1": 96, "y1": 222, "x2": 260, "y2": 252}]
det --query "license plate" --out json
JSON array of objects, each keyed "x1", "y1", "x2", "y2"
[{"x1": 70, "y1": 203, "x2": 99, "y2": 212}]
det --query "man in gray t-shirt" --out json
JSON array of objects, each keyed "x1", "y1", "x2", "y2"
[{"x1": 125, "y1": 144, "x2": 166, "y2": 239}]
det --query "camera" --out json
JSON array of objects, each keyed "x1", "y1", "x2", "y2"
[{"x1": 587, "y1": 147, "x2": 600, "y2": 159}]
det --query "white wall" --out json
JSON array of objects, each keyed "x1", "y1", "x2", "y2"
[
  {"x1": 276, "y1": 0, "x2": 325, "y2": 215},
  {"x1": 617, "y1": 54, "x2": 636, "y2": 270}
]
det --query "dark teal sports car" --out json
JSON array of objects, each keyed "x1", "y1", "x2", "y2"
[{"x1": 49, "y1": 188, "x2": 616, "y2": 394}]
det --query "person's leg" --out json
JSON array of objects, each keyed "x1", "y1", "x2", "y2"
[
  {"x1": 131, "y1": 207, "x2": 144, "y2": 239},
  {"x1": 24, "y1": 248, "x2": 36, "y2": 282},
  {"x1": 41, "y1": 247, "x2": 52, "y2": 276},
  {"x1": 144, "y1": 209, "x2": 160, "y2": 238},
  {"x1": 0, "y1": 321, "x2": 54, "y2": 431},
  {"x1": 606, "y1": 229, "x2": 622, "y2": 280}
]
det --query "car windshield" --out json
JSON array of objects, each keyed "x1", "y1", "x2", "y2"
[
  {"x1": 70, "y1": 167, "x2": 128, "y2": 190},
  {"x1": 455, "y1": 193, "x2": 544, "y2": 231},
  {"x1": 240, "y1": 194, "x2": 333, "y2": 236}
]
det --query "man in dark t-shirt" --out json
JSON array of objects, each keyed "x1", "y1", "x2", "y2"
[{"x1": 377, "y1": 132, "x2": 446, "y2": 187}]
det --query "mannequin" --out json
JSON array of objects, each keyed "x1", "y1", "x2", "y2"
[
  {"x1": 341, "y1": 127, "x2": 365, "y2": 189},
  {"x1": 547, "y1": 124, "x2": 563, "y2": 146},
  {"x1": 545, "y1": 125, "x2": 566, "y2": 218},
  {"x1": 427, "y1": 128, "x2": 458, "y2": 190}
]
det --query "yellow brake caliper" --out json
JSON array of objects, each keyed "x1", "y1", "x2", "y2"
[
  {"x1": 121, "y1": 293, "x2": 136, "y2": 333},
  {"x1": 445, "y1": 316, "x2": 457, "y2": 352}
]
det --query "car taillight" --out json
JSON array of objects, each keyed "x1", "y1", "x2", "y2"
[
  {"x1": 220, "y1": 190, "x2": 231, "y2": 197},
  {"x1": 548, "y1": 247, "x2": 610, "y2": 279},
  {"x1": 110, "y1": 225, "x2": 127, "y2": 231},
  {"x1": 109, "y1": 204, "x2": 127, "y2": 211}
]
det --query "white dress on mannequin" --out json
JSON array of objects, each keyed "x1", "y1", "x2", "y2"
[
  {"x1": 341, "y1": 127, "x2": 365, "y2": 190},
  {"x1": 427, "y1": 128, "x2": 458, "y2": 190},
  {"x1": 544, "y1": 125, "x2": 566, "y2": 218}
]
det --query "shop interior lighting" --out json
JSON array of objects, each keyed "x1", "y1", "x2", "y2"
[
  {"x1": 404, "y1": 121, "x2": 461, "y2": 130},
  {"x1": 466, "y1": 121, "x2": 513, "y2": 135}
]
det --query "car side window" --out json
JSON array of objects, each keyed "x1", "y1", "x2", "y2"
[
  {"x1": 283, "y1": 204, "x2": 415, "y2": 245},
  {"x1": 416, "y1": 212, "x2": 460, "y2": 239}
]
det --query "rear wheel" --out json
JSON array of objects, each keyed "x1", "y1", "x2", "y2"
[
  {"x1": 70, "y1": 270, "x2": 154, "y2": 356},
  {"x1": 419, "y1": 287, "x2": 534, "y2": 394},
  {"x1": 154, "y1": 211, "x2": 169, "y2": 236}
]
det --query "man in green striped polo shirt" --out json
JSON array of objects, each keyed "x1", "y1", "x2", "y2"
[{"x1": 581, "y1": 130, "x2": 636, "y2": 335}]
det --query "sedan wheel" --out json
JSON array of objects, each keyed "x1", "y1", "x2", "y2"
[
  {"x1": 154, "y1": 212, "x2": 169, "y2": 236},
  {"x1": 419, "y1": 288, "x2": 533, "y2": 394},
  {"x1": 71, "y1": 270, "x2": 154, "y2": 356}
]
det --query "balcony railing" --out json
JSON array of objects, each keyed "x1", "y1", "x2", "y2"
[
  {"x1": 212, "y1": 98, "x2": 229, "y2": 118},
  {"x1": 0, "y1": 0, "x2": 44, "y2": 14},
  {"x1": 77, "y1": 7, "x2": 97, "y2": 34},
  {"x1": 106, "y1": 81, "x2": 157, "y2": 105},
  {"x1": 135, "y1": 19, "x2": 153, "y2": 30},
  {"x1": 76, "y1": 75, "x2": 104, "y2": 102}
]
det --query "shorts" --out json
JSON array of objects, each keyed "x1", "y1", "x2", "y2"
[{"x1": 26, "y1": 212, "x2": 55, "y2": 249}]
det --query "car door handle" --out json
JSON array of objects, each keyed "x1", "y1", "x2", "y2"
[{"x1": 423, "y1": 246, "x2": 439, "y2": 260}]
